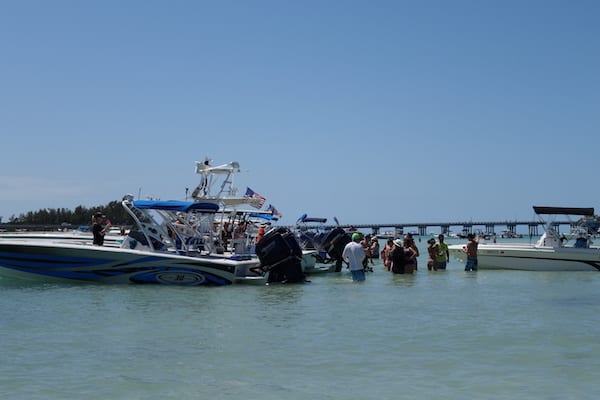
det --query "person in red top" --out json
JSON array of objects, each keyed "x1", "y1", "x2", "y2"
[{"x1": 256, "y1": 225, "x2": 266, "y2": 244}]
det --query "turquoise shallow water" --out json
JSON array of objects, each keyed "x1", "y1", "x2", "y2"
[{"x1": 1, "y1": 237, "x2": 599, "y2": 399}]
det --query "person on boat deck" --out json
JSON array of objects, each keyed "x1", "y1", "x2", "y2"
[
  {"x1": 92, "y1": 212, "x2": 110, "y2": 246},
  {"x1": 221, "y1": 222, "x2": 232, "y2": 249},
  {"x1": 256, "y1": 225, "x2": 266, "y2": 244},
  {"x1": 342, "y1": 232, "x2": 367, "y2": 281},
  {"x1": 463, "y1": 233, "x2": 478, "y2": 271},
  {"x1": 574, "y1": 234, "x2": 590, "y2": 248},
  {"x1": 232, "y1": 221, "x2": 247, "y2": 239},
  {"x1": 169, "y1": 218, "x2": 187, "y2": 250}
]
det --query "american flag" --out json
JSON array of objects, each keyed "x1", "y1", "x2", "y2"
[
  {"x1": 244, "y1": 187, "x2": 266, "y2": 209},
  {"x1": 267, "y1": 204, "x2": 282, "y2": 218}
]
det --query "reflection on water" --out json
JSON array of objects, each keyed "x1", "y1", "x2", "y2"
[
  {"x1": 254, "y1": 282, "x2": 306, "y2": 306},
  {"x1": 389, "y1": 272, "x2": 417, "y2": 287}
]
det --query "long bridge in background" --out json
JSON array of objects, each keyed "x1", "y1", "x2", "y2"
[
  {"x1": 302, "y1": 220, "x2": 576, "y2": 237},
  {"x1": 0, "y1": 220, "x2": 579, "y2": 237}
]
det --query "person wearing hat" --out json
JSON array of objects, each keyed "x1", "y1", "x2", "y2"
[
  {"x1": 92, "y1": 212, "x2": 111, "y2": 246},
  {"x1": 390, "y1": 238, "x2": 418, "y2": 274},
  {"x1": 341, "y1": 232, "x2": 367, "y2": 281},
  {"x1": 390, "y1": 239, "x2": 405, "y2": 274}
]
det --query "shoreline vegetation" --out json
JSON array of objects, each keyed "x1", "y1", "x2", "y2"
[{"x1": 1, "y1": 201, "x2": 133, "y2": 227}]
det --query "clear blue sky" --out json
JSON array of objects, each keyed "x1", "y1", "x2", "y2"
[{"x1": 1, "y1": 0, "x2": 599, "y2": 225}]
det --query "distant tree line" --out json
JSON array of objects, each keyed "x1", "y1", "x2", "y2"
[{"x1": 2, "y1": 200, "x2": 134, "y2": 226}]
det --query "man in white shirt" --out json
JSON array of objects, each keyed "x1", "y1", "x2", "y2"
[{"x1": 342, "y1": 232, "x2": 367, "y2": 281}]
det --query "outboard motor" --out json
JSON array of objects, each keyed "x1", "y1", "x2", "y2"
[
  {"x1": 255, "y1": 227, "x2": 305, "y2": 283},
  {"x1": 321, "y1": 227, "x2": 351, "y2": 272},
  {"x1": 297, "y1": 231, "x2": 317, "y2": 250},
  {"x1": 310, "y1": 231, "x2": 328, "y2": 251}
]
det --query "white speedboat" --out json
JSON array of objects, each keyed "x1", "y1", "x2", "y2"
[
  {"x1": 448, "y1": 206, "x2": 600, "y2": 271},
  {"x1": 0, "y1": 197, "x2": 267, "y2": 285}
]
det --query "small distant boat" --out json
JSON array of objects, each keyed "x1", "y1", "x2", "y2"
[
  {"x1": 456, "y1": 229, "x2": 492, "y2": 240},
  {"x1": 500, "y1": 230, "x2": 523, "y2": 239},
  {"x1": 375, "y1": 231, "x2": 395, "y2": 240},
  {"x1": 448, "y1": 206, "x2": 600, "y2": 271}
]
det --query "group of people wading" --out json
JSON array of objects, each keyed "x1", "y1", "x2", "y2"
[
  {"x1": 342, "y1": 230, "x2": 478, "y2": 282},
  {"x1": 380, "y1": 233, "x2": 451, "y2": 274}
]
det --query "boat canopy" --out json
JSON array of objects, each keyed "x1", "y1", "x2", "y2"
[
  {"x1": 249, "y1": 213, "x2": 279, "y2": 221},
  {"x1": 132, "y1": 200, "x2": 219, "y2": 213},
  {"x1": 303, "y1": 217, "x2": 327, "y2": 223},
  {"x1": 533, "y1": 206, "x2": 594, "y2": 216},
  {"x1": 296, "y1": 213, "x2": 327, "y2": 224}
]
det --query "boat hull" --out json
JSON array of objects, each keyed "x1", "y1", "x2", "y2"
[
  {"x1": 0, "y1": 240, "x2": 254, "y2": 285},
  {"x1": 300, "y1": 249, "x2": 333, "y2": 273},
  {"x1": 448, "y1": 244, "x2": 600, "y2": 271}
]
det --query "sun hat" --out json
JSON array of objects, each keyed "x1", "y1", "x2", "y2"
[
  {"x1": 393, "y1": 238, "x2": 403, "y2": 247},
  {"x1": 352, "y1": 232, "x2": 363, "y2": 241}
]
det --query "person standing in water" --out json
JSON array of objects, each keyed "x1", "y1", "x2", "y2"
[
  {"x1": 426, "y1": 237, "x2": 438, "y2": 271},
  {"x1": 435, "y1": 234, "x2": 450, "y2": 270},
  {"x1": 342, "y1": 232, "x2": 367, "y2": 281},
  {"x1": 405, "y1": 232, "x2": 420, "y2": 270},
  {"x1": 463, "y1": 233, "x2": 478, "y2": 271},
  {"x1": 381, "y1": 238, "x2": 394, "y2": 271}
]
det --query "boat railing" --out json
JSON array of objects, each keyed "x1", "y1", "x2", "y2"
[{"x1": 536, "y1": 229, "x2": 563, "y2": 248}]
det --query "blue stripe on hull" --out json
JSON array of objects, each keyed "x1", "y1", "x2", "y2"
[{"x1": 0, "y1": 246, "x2": 235, "y2": 286}]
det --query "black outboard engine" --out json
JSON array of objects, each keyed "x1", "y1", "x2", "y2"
[
  {"x1": 321, "y1": 227, "x2": 351, "y2": 272},
  {"x1": 297, "y1": 231, "x2": 317, "y2": 250},
  {"x1": 255, "y1": 227, "x2": 305, "y2": 283},
  {"x1": 310, "y1": 231, "x2": 329, "y2": 252}
]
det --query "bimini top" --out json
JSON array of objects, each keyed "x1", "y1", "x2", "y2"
[
  {"x1": 249, "y1": 213, "x2": 279, "y2": 221},
  {"x1": 533, "y1": 206, "x2": 594, "y2": 216},
  {"x1": 133, "y1": 200, "x2": 220, "y2": 213},
  {"x1": 296, "y1": 213, "x2": 327, "y2": 224}
]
